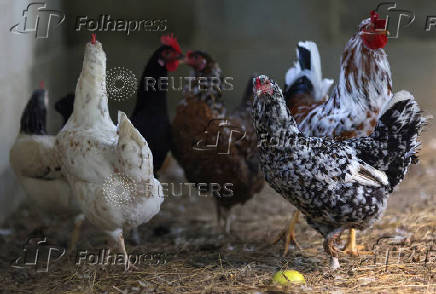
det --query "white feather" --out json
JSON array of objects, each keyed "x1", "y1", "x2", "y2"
[
  {"x1": 285, "y1": 41, "x2": 334, "y2": 101},
  {"x1": 346, "y1": 160, "x2": 388, "y2": 187},
  {"x1": 55, "y1": 41, "x2": 163, "y2": 237}
]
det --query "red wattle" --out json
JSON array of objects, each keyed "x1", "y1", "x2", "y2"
[
  {"x1": 166, "y1": 60, "x2": 179, "y2": 72},
  {"x1": 255, "y1": 77, "x2": 261, "y2": 90},
  {"x1": 361, "y1": 32, "x2": 388, "y2": 50}
]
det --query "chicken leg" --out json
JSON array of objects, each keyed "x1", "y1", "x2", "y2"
[
  {"x1": 271, "y1": 211, "x2": 301, "y2": 256},
  {"x1": 109, "y1": 229, "x2": 137, "y2": 271},
  {"x1": 216, "y1": 203, "x2": 232, "y2": 234},
  {"x1": 70, "y1": 214, "x2": 85, "y2": 251},
  {"x1": 341, "y1": 228, "x2": 372, "y2": 256},
  {"x1": 324, "y1": 232, "x2": 341, "y2": 269}
]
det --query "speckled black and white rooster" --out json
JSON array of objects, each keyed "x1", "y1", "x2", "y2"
[
  {"x1": 251, "y1": 75, "x2": 425, "y2": 269},
  {"x1": 275, "y1": 11, "x2": 395, "y2": 256}
]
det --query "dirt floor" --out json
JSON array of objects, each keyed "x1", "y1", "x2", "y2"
[{"x1": 1, "y1": 135, "x2": 436, "y2": 294}]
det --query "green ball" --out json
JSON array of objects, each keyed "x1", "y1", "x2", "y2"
[{"x1": 272, "y1": 269, "x2": 306, "y2": 285}]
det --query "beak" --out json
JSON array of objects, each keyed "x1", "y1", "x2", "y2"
[
  {"x1": 177, "y1": 54, "x2": 185, "y2": 64},
  {"x1": 377, "y1": 29, "x2": 389, "y2": 36},
  {"x1": 180, "y1": 55, "x2": 191, "y2": 66}
]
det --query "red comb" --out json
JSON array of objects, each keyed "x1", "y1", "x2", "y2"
[
  {"x1": 370, "y1": 10, "x2": 387, "y2": 30},
  {"x1": 91, "y1": 33, "x2": 96, "y2": 44},
  {"x1": 186, "y1": 50, "x2": 193, "y2": 57},
  {"x1": 39, "y1": 81, "x2": 44, "y2": 89},
  {"x1": 160, "y1": 34, "x2": 182, "y2": 54},
  {"x1": 255, "y1": 77, "x2": 261, "y2": 89}
]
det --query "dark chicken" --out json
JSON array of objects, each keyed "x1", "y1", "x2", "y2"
[
  {"x1": 55, "y1": 93, "x2": 75, "y2": 126},
  {"x1": 277, "y1": 11, "x2": 394, "y2": 256},
  {"x1": 171, "y1": 51, "x2": 264, "y2": 233},
  {"x1": 251, "y1": 75, "x2": 425, "y2": 269},
  {"x1": 131, "y1": 34, "x2": 184, "y2": 175}
]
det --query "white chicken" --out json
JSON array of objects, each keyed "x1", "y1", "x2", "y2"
[
  {"x1": 9, "y1": 86, "x2": 84, "y2": 248},
  {"x1": 55, "y1": 35, "x2": 164, "y2": 269}
]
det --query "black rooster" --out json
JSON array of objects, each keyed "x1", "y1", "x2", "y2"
[{"x1": 131, "y1": 34, "x2": 184, "y2": 175}]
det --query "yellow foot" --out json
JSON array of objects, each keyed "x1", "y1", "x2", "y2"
[
  {"x1": 340, "y1": 228, "x2": 372, "y2": 256},
  {"x1": 271, "y1": 211, "x2": 301, "y2": 256}
]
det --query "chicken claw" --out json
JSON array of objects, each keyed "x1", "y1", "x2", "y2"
[
  {"x1": 340, "y1": 228, "x2": 373, "y2": 256},
  {"x1": 271, "y1": 211, "x2": 301, "y2": 256}
]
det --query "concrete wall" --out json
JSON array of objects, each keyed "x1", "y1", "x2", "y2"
[
  {"x1": 0, "y1": 0, "x2": 36, "y2": 222},
  {"x1": 0, "y1": 0, "x2": 71, "y2": 223},
  {"x1": 1, "y1": 0, "x2": 435, "y2": 223}
]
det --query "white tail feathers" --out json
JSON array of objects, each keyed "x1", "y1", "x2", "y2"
[
  {"x1": 285, "y1": 41, "x2": 333, "y2": 101},
  {"x1": 118, "y1": 111, "x2": 146, "y2": 148},
  {"x1": 117, "y1": 111, "x2": 154, "y2": 182}
]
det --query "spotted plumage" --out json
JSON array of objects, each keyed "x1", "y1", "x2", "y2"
[
  {"x1": 278, "y1": 15, "x2": 394, "y2": 255},
  {"x1": 286, "y1": 17, "x2": 392, "y2": 140},
  {"x1": 251, "y1": 75, "x2": 425, "y2": 268}
]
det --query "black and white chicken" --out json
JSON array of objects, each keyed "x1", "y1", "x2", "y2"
[
  {"x1": 251, "y1": 75, "x2": 425, "y2": 269},
  {"x1": 277, "y1": 11, "x2": 395, "y2": 256}
]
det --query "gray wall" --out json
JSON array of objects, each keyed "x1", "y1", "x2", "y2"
[{"x1": 1, "y1": 0, "x2": 435, "y2": 223}]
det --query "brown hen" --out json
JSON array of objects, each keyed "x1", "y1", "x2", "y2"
[{"x1": 171, "y1": 51, "x2": 264, "y2": 233}]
